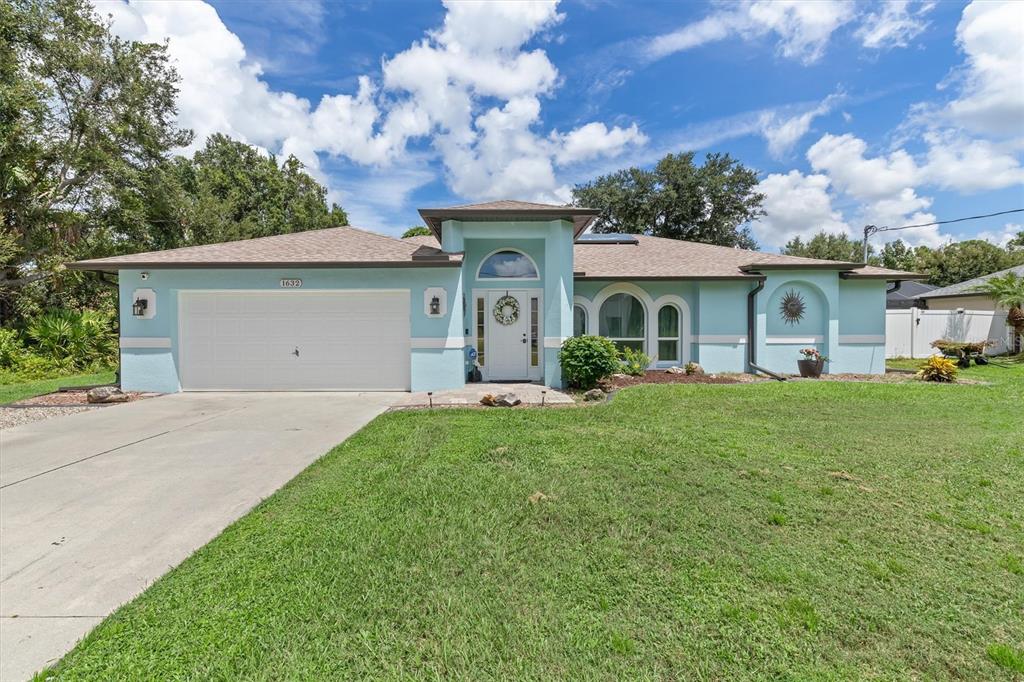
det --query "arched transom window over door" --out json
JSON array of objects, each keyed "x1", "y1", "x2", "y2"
[
  {"x1": 599, "y1": 293, "x2": 645, "y2": 352},
  {"x1": 657, "y1": 305, "x2": 680, "y2": 362},
  {"x1": 477, "y1": 250, "x2": 538, "y2": 279}
]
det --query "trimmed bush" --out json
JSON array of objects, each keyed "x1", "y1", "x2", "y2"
[
  {"x1": 559, "y1": 335, "x2": 620, "y2": 389},
  {"x1": 917, "y1": 355, "x2": 958, "y2": 383},
  {"x1": 620, "y1": 346, "x2": 651, "y2": 376}
]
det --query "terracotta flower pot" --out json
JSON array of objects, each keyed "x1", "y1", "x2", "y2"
[{"x1": 797, "y1": 358, "x2": 824, "y2": 378}]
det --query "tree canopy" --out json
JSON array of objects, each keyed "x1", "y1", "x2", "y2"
[
  {"x1": 0, "y1": 0, "x2": 345, "y2": 325},
  {"x1": 782, "y1": 232, "x2": 870, "y2": 262},
  {"x1": 402, "y1": 226, "x2": 432, "y2": 238},
  {"x1": 571, "y1": 152, "x2": 764, "y2": 249},
  {"x1": 781, "y1": 230, "x2": 1024, "y2": 287}
]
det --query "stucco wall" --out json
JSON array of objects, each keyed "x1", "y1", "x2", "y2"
[
  {"x1": 453, "y1": 219, "x2": 574, "y2": 388},
  {"x1": 924, "y1": 295, "x2": 997, "y2": 311},
  {"x1": 118, "y1": 266, "x2": 465, "y2": 393}
]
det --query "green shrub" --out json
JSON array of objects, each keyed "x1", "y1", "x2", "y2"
[
  {"x1": 917, "y1": 355, "x2": 958, "y2": 383},
  {"x1": 26, "y1": 309, "x2": 117, "y2": 369},
  {"x1": 0, "y1": 354, "x2": 76, "y2": 382},
  {"x1": 620, "y1": 346, "x2": 651, "y2": 376},
  {"x1": 559, "y1": 335, "x2": 620, "y2": 389},
  {"x1": 0, "y1": 328, "x2": 27, "y2": 369}
]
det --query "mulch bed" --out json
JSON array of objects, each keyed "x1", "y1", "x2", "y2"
[
  {"x1": 9, "y1": 388, "x2": 148, "y2": 408},
  {"x1": 604, "y1": 371, "x2": 754, "y2": 389}
]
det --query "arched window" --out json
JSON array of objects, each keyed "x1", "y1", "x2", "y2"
[
  {"x1": 599, "y1": 293, "x2": 644, "y2": 351},
  {"x1": 477, "y1": 250, "x2": 538, "y2": 279},
  {"x1": 657, "y1": 305, "x2": 680, "y2": 362},
  {"x1": 573, "y1": 305, "x2": 587, "y2": 337}
]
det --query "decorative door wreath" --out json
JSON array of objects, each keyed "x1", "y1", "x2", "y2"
[{"x1": 493, "y1": 295, "x2": 520, "y2": 325}]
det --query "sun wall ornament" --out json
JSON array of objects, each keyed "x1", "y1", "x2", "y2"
[
  {"x1": 779, "y1": 289, "x2": 806, "y2": 325},
  {"x1": 493, "y1": 294, "x2": 520, "y2": 326}
]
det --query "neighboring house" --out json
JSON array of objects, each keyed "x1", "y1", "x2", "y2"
[
  {"x1": 70, "y1": 200, "x2": 920, "y2": 392},
  {"x1": 917, "y1": 265, "x2": 1024, "y2": 311},
  {"x1": 886, "y1": 280, "x2": 936, "y2": 309}
]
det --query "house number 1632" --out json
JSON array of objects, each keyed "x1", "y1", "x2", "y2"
[{"x1": 280, "y1": 278, "x2": 302, "y2": 288}]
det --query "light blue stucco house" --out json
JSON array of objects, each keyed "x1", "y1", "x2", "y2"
[{"x1": 70, "y1": 200, "x2": 919, "y2": 392}]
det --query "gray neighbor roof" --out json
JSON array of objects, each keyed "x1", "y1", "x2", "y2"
[
  {"x1": 918, "y1": 265, "x2": 1024, "y2": 299},
  {"x1": 69, "y1": 199, "x2": 922, "y2": 281}
]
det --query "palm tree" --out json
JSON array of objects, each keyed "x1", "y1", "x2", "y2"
[{"x1": 976, "y1": 272, "x2": 1024, "y2": 352}]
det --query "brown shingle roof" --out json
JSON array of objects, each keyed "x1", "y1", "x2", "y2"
[
  {"x1": 69, "y1": 226, "x2": 462, "y2": 271},
  {"x1": 418, "y1": 199, "x2": 600, "y2": 239},
  {"x1": 404, "y1": 233, "x2": 923, "y2": 280}
]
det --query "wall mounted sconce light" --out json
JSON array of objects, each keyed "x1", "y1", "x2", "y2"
[
  {"x1": 132, "y1": 297, "x2": 149, "y2": 317},
  {"x1": 429, "y1": 295, "x2": 441, "y2": 316}
]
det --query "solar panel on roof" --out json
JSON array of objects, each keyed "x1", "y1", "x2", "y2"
[{"x1": 576, "y1": 232, "x2": 639, "y2": 244}]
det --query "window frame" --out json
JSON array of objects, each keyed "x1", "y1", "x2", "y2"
[
  {"x1": 599, "y1": 293, "x2": 646, "y2": 353},
  {"x1": 656, "y1": 304, "x2": 680, "y2": 363},
  {"x1": 572, "y1": 304, "x2": 588, "y2": 337},
  {"x1": 475, "y1": 248, "x2": 540, "y2": 281}
]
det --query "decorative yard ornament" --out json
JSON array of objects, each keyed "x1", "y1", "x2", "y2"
[
  {"x1": 493, "y1": 294, "x2": 520, "y2": 325},
  {"x1": 779, "y1": 289, "x2": 806, "y2": 325}
]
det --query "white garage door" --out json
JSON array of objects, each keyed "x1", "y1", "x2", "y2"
[{"x1": 179, "y1": 291, "x2": 411, "y2": 390}]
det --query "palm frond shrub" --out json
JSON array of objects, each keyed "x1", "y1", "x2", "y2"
[{"x1": 26, "y1": 309, "x2": 117, "y2": 370}]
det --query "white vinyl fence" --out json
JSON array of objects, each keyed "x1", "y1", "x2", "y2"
[{"x1": 886, "y1": 307, "x2": 1014, "y2": 358}]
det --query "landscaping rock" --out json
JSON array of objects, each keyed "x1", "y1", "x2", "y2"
[
  {"x1": 665, "y1": 366, "x2": 685, "y2": 374},
  {"x1": 87, "y1": 386, "x2": 130, "y2": 404},
  {"x1": 481, "y1": 392, "x2": 521, "y2": 407},
  {"x1": 494, "y1": 393, "x2": 521, "y2": 407},
  {"x1": 583, "y1": 388, "x2": 605, "y2": 401},
  {"x1": 685, "y1": 363, "x2": 705, "y2": 376},
  {"x1": 610, "y1": 373, "x2": 629, "y2": 380}
]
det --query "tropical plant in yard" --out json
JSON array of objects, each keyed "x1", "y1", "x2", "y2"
[
  {"x1": 26, "y1": 309, "x2": 116, "y2": 369},
  {"x1": 917, "y1": 356, "x2": 958, "y2": 383},
  {"x1": 975, "y1": 272, "x2": 1024, "y2": 344},
  {"x1": 559, "y1": 335, "x2": 621, "y2": 389},
  {"x1": 619, "y1": 346, "x2": 651, "y2": 376}
]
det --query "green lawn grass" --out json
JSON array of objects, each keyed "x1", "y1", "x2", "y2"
[
  {"x1": 43, "y1": 366, "x2": 1023, "y2": 680},
  {"x1": 0, "y1": 370, "x2": 116, "y2": 405}
]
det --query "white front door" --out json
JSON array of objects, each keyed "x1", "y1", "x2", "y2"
[{"x1": 485, "y1": 289, "x2": 531, "y2": 380}]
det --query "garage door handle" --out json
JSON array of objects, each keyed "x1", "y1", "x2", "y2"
[{"x1": 292, "y1": 347, "x2": 300, "y2": 357}]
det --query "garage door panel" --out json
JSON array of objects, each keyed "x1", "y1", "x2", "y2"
[{"x1": 180, "y1": 291, "x2": 411, "y2": 390}]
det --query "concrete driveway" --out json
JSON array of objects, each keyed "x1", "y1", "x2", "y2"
[{"x1": 0, "y1": 391, "x2": 400, "y2": 681}]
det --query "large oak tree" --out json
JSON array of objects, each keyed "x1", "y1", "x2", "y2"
[{"x1": 571, "y1": 152, "x2": 764, "y2": 249}]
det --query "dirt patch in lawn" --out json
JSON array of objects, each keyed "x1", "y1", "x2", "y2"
[{"x1": 605, "y1": 371, "x2": 756, "y2": 389}]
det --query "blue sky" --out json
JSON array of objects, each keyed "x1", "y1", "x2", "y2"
[{"x1": 99, "y1": 0, "x2": 1023, "y2": 250}]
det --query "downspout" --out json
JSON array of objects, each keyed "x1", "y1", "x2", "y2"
[
  {"x1": 886, "y1": 280, "x2": 902, "y2": 296},
  {"x1": 746, "y1": 276, "x2": 786, "y2": 381}
]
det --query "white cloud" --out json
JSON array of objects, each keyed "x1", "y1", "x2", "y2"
[
  {"x1": 945, "y1": 0, "x2": 1024, "y2": 137},
  {"x1": 807, "y1": 133, "x2": 918, "y2": 200},
  {"x1": 646, "y1": 0, "x2": 857, "y2": 66},
  {"x1": 804, "y1": 133, "x2": 943, "y2": 245},
  {"x1": 856, "y1": 1, "x2": 934, "y2": 50},
  {"x1": 750, "y1": 171, "x2": 850, "y2": 248},
  {"x1": 970, "y1": 222, "x2": 1021, "y2": 247},
  {"x1": 758, "y1": 92, "x2": 843, "y2": 158},
  {"x1": 921, "y1": 131, "x2": 1024, "y2": 192},
  {"x1": 554, "y1": 122, "x2": 647, "y2": 165},
  {"x1": 95, "y1": 0, "x2": 646, "y2": 223}
]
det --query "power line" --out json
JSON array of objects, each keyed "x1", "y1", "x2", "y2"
[
  {"x1": 873, "y1": 208, "x2": 1024, "y2": 233},
  {"x1": 862, "y1": 207, "x2": 1024, "y2": 262}
]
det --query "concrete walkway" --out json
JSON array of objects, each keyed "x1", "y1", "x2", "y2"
[
  {"x1": 395, "y1": 383, "x2": 574, "y2": 408},
  {"x1": 0, "y1": 391, "x2": 400, "y2": 681}
]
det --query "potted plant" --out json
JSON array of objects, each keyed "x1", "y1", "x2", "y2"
[{"x1": 797, "y1": 348, "x2": 827, "y2": 378}]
